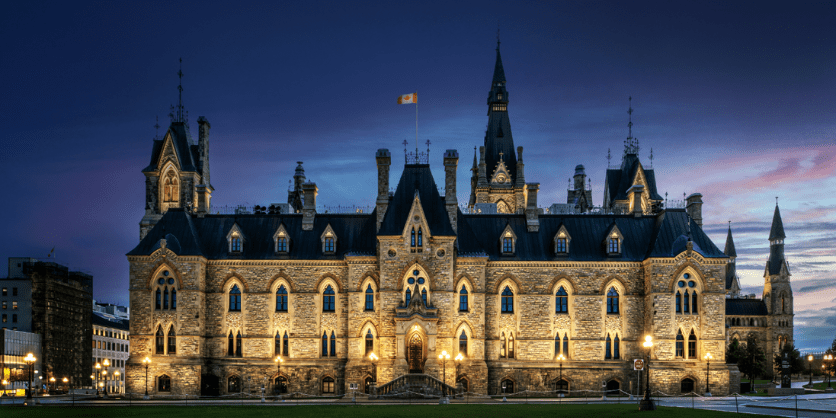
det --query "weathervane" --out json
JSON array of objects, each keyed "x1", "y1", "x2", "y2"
[
  {"x1": 154, "y1": 116, "x2": 160, "y2": 140},
  {"x1": 624, "y1": 96, "x2": 639, "y2": 155},
  {"x1": 607, "y1": 148, "x2": 612, "y2": 165}
]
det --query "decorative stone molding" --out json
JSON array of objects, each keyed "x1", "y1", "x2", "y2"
[
  {"x1": 225, "y1": 313, "x2": 242, "y2": 331},
  {"x1": 676, "y1": 315, "x2": 700, "y2": 333}
]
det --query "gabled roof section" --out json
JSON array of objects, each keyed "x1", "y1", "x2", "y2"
[
  {"x1": 769, "y1": 204, "x2": 786, "y2": 240},
  {"x1": 142, "y1": 122, "x2": 199, "y2": 173},
  {"x1": 604, "y1": 154, "x2": 663, "y2": 204},
  {"x1": 378, "y1": 164, "x2": 456, "y2": 236},
  {"x1": 766, "y1": 245, "x2": 789, "y2": 276},
  {"x1": 128, "y1": 209, "x2": 377, "y2": 259},
  {"x1": 726, "y1": 298, "x2": 769, "y2": 316},
  {"x1": 226, "y1": 222, "x2": 244, "y2": 241},
  {"x1": 724, "y1": 225, "x2": 737, "y2": 257},
  {"x1": 647, "y1": 210, "x2": 725, "y2": 258}
]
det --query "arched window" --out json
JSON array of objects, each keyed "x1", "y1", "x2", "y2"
[
  {"x1": 421, "y1": 288, "x2": 428, "y2": 306},
  {"x1": 501, "y1": 286, "x2": 514, "y2": 313},
  {"x1": 688, "y1": 329, "x2": 697, "y2": 358},
  {"x1": 228, "y1": 375, "x2": 241, "y2": 393},
  {"x1": 322, "y1": 285, "x2": 335, "y2": 312},
  {"x1": 606, "y1": 287, "x2": 619, "y2": 314},
  {"x1": 605, "y1": 334, "x2": 612, "y2": 359},
  {"x1": 276, "y1": 235, "x2": 288, "y2": 252},
  {"x1": 365, "y1": 284, "x2": 374, "y2": 311},
  {"x1": 562, "y1": 334, "x2": 569, "y2": 357},
  {"x1": 321, "y1": 332, "x2": 328, "y2": 357},
  {"x1": 274, "y1": 376, "x2": 288, "y2": 394},
  {"x1": 417, "y1": 228, "x2": 423, "y2": 246},
  {"x1": 675, "y1": 291, "x2": 682, "y2": 313},
  {"x1": 680, "y1": 378, "x2": 695, "y2": 393},
  {"x1": 171, "y1": 288, "x2": 176, "y2": 310},
  {"x1": 322, "y1": 377, "x2": 335, "y2": 394},
  {"x1": 227, "y1": 331, "x2": 234, "y2": 356},
  {"x1": 283, "y1": 331, "x2": 289, "y2": 356},
  {"x1": 411, "y1": 228, "x2": 416, "y2": 247},
  {"x1": 405, "y1": 287, "x2": 412, "y2": 306},
  {"x1": 614, "y1": 334, "x2": 620, "y2": 359},
  {"x1": 154, "y1": 269, "x2": 177, "y2": 311},
  {"x1": 155, "y1": 326, "x2": 164, "y2": 354},
  {"x1": 459, "y1": 286, "x2": 468, "y2": 312},
  {"x1": 276, "y1": 285, "x2": 288, "y2": 312},
  {"x1": 457, "y1": 376, "x2": 469, "y2": 393},
  {"x1": 606, "y1": 380, "x2": 620, "y2": 395},
  {"x1": 500, "y1": 379, "x2": 514, "y2": 394},
  {"x1": 275, "y1": 332, "x2": 282, "y2": 356},
  {"x1": 167, "y1": 326, "x2": 176, "y2": 355},
  {"x1": 500, "y1": 332, "x2": 506, "y2": 358},
  {"x1": 459, "y1": 330, "x2": 468, "y2": 356},
  {"x1": 556, "y1": 286, "x2": 568, "y2": 313},
  {"x1": 365, "y1": 329, "x2": 374, "y2": 356},
  {"x1": 781, "y1": 296, "x2": 785, "y2": 313},
  {"x1": 230, "y1": 235, "x2": 242, "y2": 252},
  {"x1": 508, "y1": 333, "x2": 515, "y2": 359},
  {"x1": 234, "y1": 331, "x2": 243, "y2": 357},
  {"x1": 163, "y1": 288, "x2": 169, "y2": 309},
  {"x1": 330, "y1": 331, "x2": 336, "y2": 357},
  {"x1": 364, "y1": 376, "x2": 374, "y2": 394},
  {"x1": 155, "y1": 289, "x2": 161, "y2": 310},
  {"x1": 684, "y1": 290, "x2": 690, "y2": 313},
  {"x1": 692, "y1": 291, "x2": 698, "y2": 314},
  {"x1": 158, "y1": 375, "x2": 171, "y2": 392},
  {"x1": 676, "y1": 330, "x2": 684, "y2": 357},
  {"x1": 229, "y1": 285, "x2": 241, "y2": 312}
]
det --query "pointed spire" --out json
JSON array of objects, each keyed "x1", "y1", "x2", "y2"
[
  {"x1": 624, "y1": 96, "x2": 639, "y2": 155},
  {"x1": 724, "y1": 221, "x2": 737, "y2": 257},
  {"x1": 769, "y1": 199, "x2": 786, "y2": 241},
  {"x1": 173, "y1": 58, "x2": 186, "y2": 123},
  {"x1": 471, "y1": 147, "x2": 478, "y2": 172},
  {"x1": 492, "y1": 38, "x2": 506, "y2": 87}
]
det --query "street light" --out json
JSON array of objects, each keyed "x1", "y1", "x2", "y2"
[
  {"x1": 454, "y1": 353, "x2": 463, "y2": 395},
  {"x1": 274, "y1": 356, "x2": 283, "y2": 394},
  {"x1": 103, "y1": 359, "x2": 110, "y2": 397},
  {"x1": 825, "y1": 354, "x2": 834, "y2": 389},
  {"x1": 24, "y1": 353, "x2": 36, "y2": 403},
  {"x1": 556, "y1": 354, "x2": 566, "y2": 397},
  {"x1": 639, "y1": 336, "x2": 655, "y2": 411},
  {"x1": 142, "y1": 357, "x2": 151, "y2": 399},
  {"x1": 369, "y1": 352, "x2": 379, "y2": 396},
  {"x1": 50, "y1": 377, "x2": 56, "y2": 394},
  {"x1": 808, "y1": 355, "x2": 814, "y2": 387},
  {"x1": 438, "y1": 350, "x2": 451, "y2": 401},
  {"x1": 704, "y1": 352, "x2": 713, "y2": 396},
  {"x1": 114, "y1": 371, "x2": 120, "y2": 395},
  {"x1": 94, "y1": 362, "x2": 101, "y2": 397},
  {"x1": 62, "y1": 377, "x2": 68, "y2": 393},
  {"x1": 2, "y1": 379, "x2": 7, "y2": 397}
]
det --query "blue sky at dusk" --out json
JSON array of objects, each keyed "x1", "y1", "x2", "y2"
[{"x1": 2, "y1": 1, "x2": 834, "y2": 351}]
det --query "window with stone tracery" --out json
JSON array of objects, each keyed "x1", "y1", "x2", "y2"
[
  {"x1": 162, "y1": 170, "x2": 179, "y2": 205},
  {"x1": 675, "y1": 273, "x2": 699, "y2": 315},
  {"x1": 402, "y1": 268, "x2": 429, "y2": 307},
  {"x1": 153, "y1": 268, "x2": 177, "y2": 311}
]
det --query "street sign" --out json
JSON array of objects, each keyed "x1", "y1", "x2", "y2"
[{"x1": 634, "y1": 359, "x2": 645, "y2": 371}]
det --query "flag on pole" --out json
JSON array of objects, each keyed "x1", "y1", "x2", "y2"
[{"x1": 397, "y1": 92, "x2": 417, "y2": 104}]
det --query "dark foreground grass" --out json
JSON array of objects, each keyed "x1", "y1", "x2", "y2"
[{"x1": 0, "y1": 404, "x2": 779, "y2": 418}]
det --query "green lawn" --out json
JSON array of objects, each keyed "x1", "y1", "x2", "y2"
[
  {"x1": 803, "y1": 382, "x2": 835, "y2": 390},
  {"x1": 0, "y1": 405, "x2": 780, "y2": 418}
]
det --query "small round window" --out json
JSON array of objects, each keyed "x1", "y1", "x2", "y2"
[
  {"x1": 408, "y1": 278, "x2": 415, "y2": 285},
  {"x1": 688, "y1": 281, "x2": 695, "y2": 288},
  {"x1": 418, "y1": 278, "x2": 425, "y2": 285},
  {"x1": 683, "y1": 273, "x2": 690, "y2": 279},
  {"x1": 413, "y1": 270, "x2": 420, "y2": 276},
  {"x1": 163, "y1": 271, "x2": 170, "y2": 277},
  {"x1": 158, "y1": 278, "x2": 165, "y2": 285},
  {"x1": 678, "y1": 281, "x2": 685, "y2": 288},
  {"x1": 168, "y1": 278, "x2": 175, "y2": 285}
]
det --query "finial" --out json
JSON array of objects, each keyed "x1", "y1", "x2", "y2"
[
  {"x1": 497, "y1": 21, "x2": 501, "y2": 49},
  {"x1": 426, "y1": 139, "x2": 431, "y2": 156},
  {"x1": 568, "y1": 178, "x2": 571, "y2": 189},
  {"x1": 649, "y1": 147, "x2": 654, "y2": 165},
  {"x1": 775, "y1": 196, "x2": 779, "y2": 206},
  {"x1": 686, "y1": 212, "x2": 692, "y2": 241},
  {"x1": 607, "y1": 148, "x2": 611, "y2": 165},
  {"x1": 628, "y1": 96, "x2": 633, "y2": 138},
  {"x1": 154, "y1": 116, "x2": 160, "y2": 140},
  {"x1": 624, "y1": 97, "x2": 639, "y2": 155},
  {"x1": 175, "y1": 58, "x2": 185, "y2": 123},
  {"x1": 499, "y1": 151, "x2": 504, "y2": 162},
  {"x1": 403, "y1": 140, "x2": 409, "y2": 163}
]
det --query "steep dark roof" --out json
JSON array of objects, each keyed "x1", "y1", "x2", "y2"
[
  {"x1": 604, "y1": 153, "x2": 664, "y2": 204},
  {"x1": 91, "y1": 312, "x2": 130, "y2": 331},
  {"x1": 142, "y1": 122, "x2": 199, "y2": 173},
  {"x1": 378, "y1": 164, "x2": 456, "y2": 236},
  {"x1": 724, "y1": 226, "x2": 737, "y2": 257},
  {"x1": 767, "y1": 244, "x2": 787, "y2": 276},
  {"x1": 769, "y1": 204, "x2": 785, "y2": 240},
  {"x1": 726, "y1": 299, "x2": 769, "y2": 316},
  {"x1": 726, "y1": 262, "x2": 737, "y2": 290},
  {"x1": 457, "y1": 209, "x2": 724, "y2": 261},
  {"x1": 483, "y1": 44, "x2": 517, "y2": 183},
  {"x1": 128, "y1": 208, "x2": 377, "y2": 259},
  {"x1": 491, "y1": 45, "x2": 506, "y2": 86}
]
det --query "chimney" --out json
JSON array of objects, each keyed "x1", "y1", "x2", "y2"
[
  {"x1": 686, "y1": 193, "x2": 703, "y2": 227},
  {"x1": 525, "y1": 183, "x2": 540, "y2": 232},
  {"x1": 375, "y1": 149, "x2": 391, "y2": 231},
  {"x1": 197, "y1": 116, "x2": 211, "y2": 186},
  {"x1": 477, "y1": 146, "x2": 488, "y2": 187},
  {"x1": 628, "y1": 184, "x2": 645, "y2": 217},
  {"x1": 515, "y1": 146, "x2": 525, "y2": 187},
  {"x1": 195, "y1": 185, "x2": 209, "y2": 217},
  {"x1": 443, "y1": 149, "x2": 459, "y2": 232},
  {"x1": 302, "y1": 182, "x2": 318, "y2": 231}
]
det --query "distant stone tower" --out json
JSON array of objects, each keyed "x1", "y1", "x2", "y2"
[
  {"x1": 139, "y1": 63, "x2": 212, "y2": 239},
  {"x1": 470, "y1": 41, "x2": 527, "y2": 213},
  {"x1": 724, "y1": 223, "x2": 742, "y2": 298},
  {"x1": 287, "y1": 161, "x2": 306, "y2": 213},
  {"x1": 763, "y1": 203, "x2": 794, "y2": 365},
  {"x1": 566, "y1": 164, "x2": 593, "y2": 212}
]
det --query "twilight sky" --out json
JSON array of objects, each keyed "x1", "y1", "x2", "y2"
[{"x1": 2, "y1": 1, "x2": 834, "y2": 351}]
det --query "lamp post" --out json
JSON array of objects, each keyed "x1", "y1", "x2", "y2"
[
  {"x1": 556, "y1": 354, "x2": 566, "y2": 397},
  {"x1": 274, "y1": 355, "x2": 283, "y2": 395},
  {"x1": 369, "y1": 352, "x2": 378, "y2": 397},
  {"x1": 454, "y1": 353, "x2": 463, "y2": 395},
  {"x1": 114, "y1": 371, "x2": 120, "y2": 395},
  {"x1": 808, "y1": 355, "x2": 814, "y2": 387},
  {"x1": 103, "y1": 359, "x2": 110, "y2": 398},
  {"x1": 24, "y1": 353, "x2": 36, "y2": 403},
  {"x1": 2, "y1": 379, "x2": 7, "y2": 397},
  {"x1": 704, "y1": 352, "x2": 713, "y2": 396},
  {"x1": 639, "y1": 336, "x2": 655, "y2": 411},
  {"x1": 824, "y1": 354, "x2": 833, "y2": 389},
  {"x1": 50, "y1": 377, "x2": 55, "y2": 394},
  {"x1": 63, "y1": 377, "x2": 68, "y2": 394},
  {"x1": 94, "y1": 362, "x2": 101, "y2": 397},
  {"x1": 142, "y1": 357, "x2": 151, "y2": 399},
  {"x1": 438, "y1": 350, "x2": 450, "y2": 403}
]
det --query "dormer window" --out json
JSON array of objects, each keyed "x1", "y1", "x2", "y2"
[
  {"x1": 556, "y1": 237, "x2": 567, "y2": 253},
  {"x1": 227, "y1": 223, "x2": 245, "y2": 254},
  {"x1": 604, "y1": 225, "x2": 623, "y2": 256},
  {"x1": 554, "y1": 225, "x2": 571, "y2": 255},
  {"x1": 608, "y1": 237, "x2": 618, "y2": 253},
  {"x1": 321, "y1": 224, "x2": 337, "y2": 254},
  {"x1": 231, "y1": 235, "x2": 242, "y2": 252},
  {"x1": 276, "y1": 232, "x2": 288, "y2": 253},
  {"x1": 502, "y1": 236, "x2": 513, "y2": 253},
  {"x1": 500, "y1": 225, "x2": 517, "y2": 255},
  {"x1": 410, "y1": 227, "x2": 424, "y2": 253},
  {"x1": 324, "y1": 236, "x2": 334, "y2": 252}
]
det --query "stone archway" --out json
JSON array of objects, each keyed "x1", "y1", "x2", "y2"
[{"x1": 407, "y1": 333, "x2": 424, "y2": 373}]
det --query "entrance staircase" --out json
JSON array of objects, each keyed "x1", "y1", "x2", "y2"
[{"x1": 375, "y1": 373, "x2": 458, "y2": 398}]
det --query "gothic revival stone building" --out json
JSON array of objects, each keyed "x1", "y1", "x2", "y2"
[{"x1": 126, "y1": 44, "x2": 793, "y2": 397}]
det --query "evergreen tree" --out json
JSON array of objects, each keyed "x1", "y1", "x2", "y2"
[
  {"x1": 738, "y1": 334, "x2": 767, "y2": 388},
  {"x1": 774, "y1": 343, "x2": 804, "y2": 377},
  {"x1": 727, "y1": 338, "x2": 745, "y2": 364}
]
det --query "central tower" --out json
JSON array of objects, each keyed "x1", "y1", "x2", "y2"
[{"x1": 469, "y1": 41, "x2": 527, "y2": 213}]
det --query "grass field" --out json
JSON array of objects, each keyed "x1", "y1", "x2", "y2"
[
  {"x1": 803, "y1": 382, "x2": 835, "y2": 390},
  {"x1": 0, "y1": 405, "x2": 779, "y2": 418}
]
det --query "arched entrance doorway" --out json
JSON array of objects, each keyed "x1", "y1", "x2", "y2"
[{"x1": 407, "y1": 333, "x2": 424, "y2": 373}]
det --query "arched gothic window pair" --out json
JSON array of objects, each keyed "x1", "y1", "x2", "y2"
[
  {"x1": 500, "y1": 332, "x2": 515, "y2": 359},
  {"x1": 322, "y1": 331, "x2": 336, "y2": 357},
  {"x1": 365, "y1": 284, "x2": 374, "y2": 311},
  {"x1": 675, "y1": 275, "x2": 698, "y2": 314},
  {"x1": 154, "y1": 270, "x2": 176, "y2": 311},
  {"x1": 604, "y1": 333, "x2": 620, "y2": 359},
  {"x1": 274, "y1": 331, "x2": 289, "y2": 356},
  {"x1": 676, "y1": 329, "x2": 698, "y2": 358},
  {"x1": 162, "y1": 171, "x2": 179, "y2": 204},
  {"x1": 410, "y1": 227, "x2": 423, "y2": 248},
  {"x1": 155, "y1": 325, "x2": 176, "y2": 355},
  {"x1": 555, "y1": 332, "x2": 569, "y2": 358},
  {"x1": 229, "y1": 285, "x2": 242, "y2": 312},
  {"x1": 227, "y1": 331, "x2": 242, "y2": 357}
]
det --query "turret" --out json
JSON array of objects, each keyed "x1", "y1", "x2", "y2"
[{"x1": 376, "y1": 149, "x2": 391, "y2": 231}]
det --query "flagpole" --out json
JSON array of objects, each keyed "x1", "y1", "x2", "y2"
[{"x1": 415, "y1": 91, "x2": 418, "y2": 151}]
